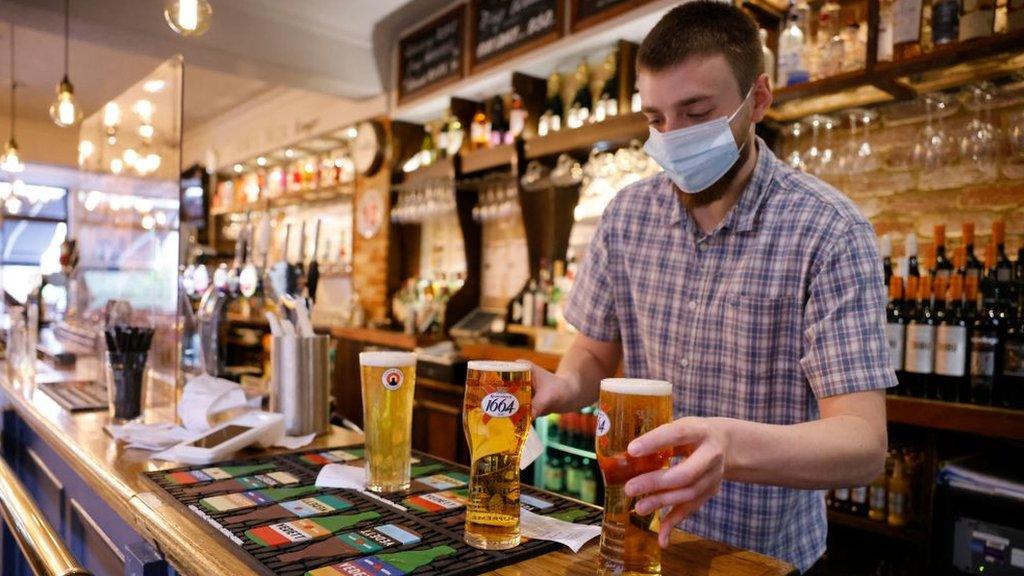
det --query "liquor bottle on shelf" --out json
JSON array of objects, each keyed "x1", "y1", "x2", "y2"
[
  {"x1": 579, "y1": 458, "x2": 598, "y2": 504},
  {"x1": 543, "y1": 448, "x2": 565, "y2": 492},
  {"x1": 567, "y1": 60, "x2": 593, "y2": 129},
  {"x1": 886, "y1": 275, "x2": 908, "y2": 394},
  {"x1": 999, "y1": 288, "x2": 1024, "y2": 408},
  {"x1": 819, "y1": 0, "x2": 845, "y2": 78},
  {"x1": 970, "y1": 245, "x2": 1004, "y2": 405},
  {"x1": 962, "y1": 275, "x2": 981, "y2": 402},
  {"x1": 489, "y1": 95, "x2": 508, "y2": 148},
  {"x1": 905, "y1": 276, "x2": 936, "y2": 397},
  {"x1": 1015, "y1": 247, "x2": 1024, "y2": 282},
  {"x1": 887, "y1": 452, "x2": 910, "y2": 527},
  {"x1": 470, "y1": 104, "x2": 491, "y2": 151},
  {"x1": 960, "y1": 0, "x2": 996, "y2": 39},
  {"x1": 509, "y1": 92, "x2": 528, "y2": 140},
  {"x1": 932, "y1": 0, "x2": 961, "y2": 44},
  {"x1": 832, "y1": 486, "x2": 850, "y2": 512},
  {"x1": 595, "y1": 52, "x2": 619, "y2": 123},
  {"x1": 932, "y1": 224, "x2": 955, "y2": 280},
  {"x1": 849, "y1": 485, "x2": 868, "y2": 516},
  {"x1": 935, "y1": 275, "x2": 969, "y2": 401},
  {"x1": 963, "y1": 223, "x2": 985, "y2": 280},
  {"x1": 533, "y1": 269, "x2": 548, "y2": 328},
  {"x1": 538, "y1": 72, "x2": 564, "y2": 137},
  {"x1": 778, "y1": 8, "x2": 809, "y2": 86},
  {"x1": 843, "y1": 20, "x2": 867, "y2": 72},
  {"x1": 991, "y1": 220, "x2": 1014, "y2": 282},
  {"x1": 522, "y1": 279, "x2": 537, "y2": 327},
  {"x1": 564, "y1": 452, "x2": 581, "y2": 497},
  {"x1": 420, "y1": 125, "x2": 437, "y2": 167},
  {"x1": 759, "y1": 29, "x2": 776, "y2": 88},
  {"x1": 442, "y1": 115, "x2": 465, "y2": 158},
  {"x1": 893, "y1": 0, "x2": 925, "y2": 60},
  {"x1": 906, "y1": 233, "x2": 921, "y2": 278},
  {"x1": 868, "y1": 466, "x2": 888, "y2": 522},
  {"x1": 881, "y1": 234, "x2": 894, "y2": 288}
]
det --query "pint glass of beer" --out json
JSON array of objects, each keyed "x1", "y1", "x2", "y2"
[
  {"x1": 359, "y1": 351, "x2": 416, "y2": 493},
  {"x1": 595, "y1": 378, "x2": 673, "y2": 575},
  {"x1": 462, "y1": 361, "x2": 532, "y2": 550}
]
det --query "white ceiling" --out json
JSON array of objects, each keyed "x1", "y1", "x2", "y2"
[{"x1": 0, "y1": 0, "x2": 410, "y2": 138}]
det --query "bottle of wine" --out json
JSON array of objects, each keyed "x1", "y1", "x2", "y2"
[
  {"x1": 538, "y1": 72, "x2": 564, "y2": 137},
  {"x1": 868, "y1": 467, "x2": 888, "y2": 522},
  {"x1": 991, "y1": 220, "x2": 1013, "y2": 282},
  {"x1": 833, "y1": 486, "x2": 851, "y2": 513},
  {"x1": 880, "y1": 234, "x2": 894, "y2": 287},
  {"x1": 904, "y1": 276, "x2": 936, "y2": 397},
  {"x1": 567, "y1": 60, "x2": 593, "y2": 129},
  {"x1": 906, "y1": 233, "x2": 921, "y2": 278},
  {"x1": 970, "y1": 245, "x2": 1005, "y2": 405},
  {"x1": 759, "y1": 29, "x2": 776, "y2": 85},
  {"x1": 878, "y1": 0, "x2": 896, "y2": 61},
  {"x1": 932, "y1": 224, "x2": 954, "y2": 280},
  {"x1": 544, "y1": 448, "x2": 565, "y2": 492},
  {"x1": 963, "y1": 223, "x2": 985, "y2": 280},
  {"x1": 893, "y1": 0, "x2": 924, "y2": 60},
  {"x1": 935, "y1": 275, "x2": 968, "y2": 401},
  {"x1": 886, "y1": 275, "x2": 908, "y2": 395},
  {"x1": 595, "y1": 52, "x2": 619, "y2": 122},
  {"x1": 470, "y1": 104, "x2": 491, "y2": 151},
  {"x1": 849, "y1": 485, "x2": 868, "y2": 516},
  {"x1": 489, "y1": 95, "x2": 507, "y2": 148},
  {"x1": 887, "y1": 453, "x2": 909, "y2": 527},
  {"x1": 1000, "y1": 288, "x2": 1024, "y2": 409},
  {"x1": 509, "y1": 92, "x2": 528, "y2": 140},
  {"x1": 932, "y1": 0, "x2": 961, "y2": 44}
]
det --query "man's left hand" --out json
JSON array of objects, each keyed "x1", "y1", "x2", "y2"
[{"x1": 624, "y1": 417, "x2": 730, "y2": 547}]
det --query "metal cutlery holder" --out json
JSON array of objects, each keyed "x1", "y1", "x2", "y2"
[{"x1": 270, "y1": 334, "x2": 331, "y2": 436}]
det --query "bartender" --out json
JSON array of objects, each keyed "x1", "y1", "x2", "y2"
[{"x1": 529, "y1": 1, "x2": 893, "y2": 572}]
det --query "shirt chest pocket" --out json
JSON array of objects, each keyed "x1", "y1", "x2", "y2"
[{"x1": 721, "y1": 294, "x2": 801, "y2": 380}]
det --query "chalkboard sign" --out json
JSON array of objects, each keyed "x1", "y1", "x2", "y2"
[
  {"x1": 571, "y1": 0, "x2": 637, "y2": 32},
  {"x1": 398, "y1": 5, "x2": 465, "y2": 102},
  {"x1": 471, "y1": 0, "x2": 563, "y2": 72}
]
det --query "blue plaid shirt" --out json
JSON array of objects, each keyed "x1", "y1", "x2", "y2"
[{"x1": 564, "y1": 138, "x2": 896, "y2": 572}]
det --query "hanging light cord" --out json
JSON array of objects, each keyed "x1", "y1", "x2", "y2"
[
  {"x1": 63, "y1": 0, "x2": 69, "y2": 78},
  {"x1": 9, "y1": 22, "x2": 15, "y2": 140}
]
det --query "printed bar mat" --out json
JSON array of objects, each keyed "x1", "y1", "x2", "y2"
[{"x1": 142, "y1": 445, "x2": 602, "y2": 576}]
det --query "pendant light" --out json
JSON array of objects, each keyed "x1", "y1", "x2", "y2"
[
  {"x1": 49, "y1": 0, "x2": 81, "y2": 128},
  {"x1": 164, "y1": 0, "x2": 212, "y2": 37},
  {"x1": 2, "y1": 24, "x2": 24, "y2": 174}
]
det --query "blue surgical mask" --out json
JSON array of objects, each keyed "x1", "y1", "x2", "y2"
[{"x1": 644, "y1": 89, "x2": 753, "y2": 194}]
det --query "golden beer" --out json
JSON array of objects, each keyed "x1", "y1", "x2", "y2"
[
  {"x1": 462, "y1": 360, "x2": 532, "y2": 550},
  {"x1": 359, "y1": 351, "x2": 417, "y2": 493},
  {"x1": 596, "y1": 378, "x2": 673, "y2": 576}
]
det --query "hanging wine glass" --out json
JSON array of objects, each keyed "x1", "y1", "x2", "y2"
[
  {"x1": 784, "y1": 121, "x2": 806, "y2": 171},
  {"x1": 1004, "y1": 108, "x2": 1024, "y2": 180},
  {"x1": 958, "y1": 83, "x2": 1002, "y2": 184},
  {"x1": 804, "y1": 114, "x2": 838, "y2": 177},
  {"x1": 912, "y1": 93, "x2": 959, "y2": 190}
]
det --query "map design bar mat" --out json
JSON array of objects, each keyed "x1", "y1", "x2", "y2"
[{"x1": 142, "y1": 445, "x2": 602, "y2": 576}]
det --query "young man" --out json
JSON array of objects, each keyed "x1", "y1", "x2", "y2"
[{"x1": 528, "y1": 2, "x2": 893, "y2": 571}]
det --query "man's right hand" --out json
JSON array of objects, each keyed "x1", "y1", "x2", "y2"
[{"x1": 522, "y1": 361, "x2": 574, "y2": 417}]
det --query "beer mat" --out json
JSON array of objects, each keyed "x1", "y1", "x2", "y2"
[
  {"x1": 142, "y1": 445, "x2": 602, "y2": 576},
  {"x1": 38, "y1": 380, "x2": 107, "y2": 412}
]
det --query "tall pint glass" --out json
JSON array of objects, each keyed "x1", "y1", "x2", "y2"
[
  {"x1": 595, "y1": 378, "x2": 673, "y2": 575},
  {"x1": 359, "y1": 351, "x2": 416, "y2": 493},
  {"x1": 462, "y1": 361, "x2": 532, "y2": 550}
]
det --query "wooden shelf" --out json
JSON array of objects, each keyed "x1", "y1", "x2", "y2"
[
  {"x1": 886, "y1": 396, "x2": 1024, "y2": 441},
  {"x1": 401, "y1": 156, "x2": 456, "y2": 184},
  {"x1": 460, "y1": 144, "x2": 516, "y2": 174},
  {"x1": 827, "y1": 510, "x2": 927, "y2": 544},
  {"x1": 524, "y1": 113, "x2": 648, "y2": 159},
  {"x1": 767, "y1": 30, "x2": 1024, "y2": 122}
]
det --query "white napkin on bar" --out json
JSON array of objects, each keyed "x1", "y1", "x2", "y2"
[{"x1": 520, "y1": 509, "x2": 601, "y2": 553}]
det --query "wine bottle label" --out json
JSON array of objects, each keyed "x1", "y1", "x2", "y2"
[
  {"x1": 894, "y1": 0, "x2": 924, "y2": 43},
  {"x1": 886, "y1": 323, "x2": 906, "y2": 371},
  {"x1": 280, "y1": 495, "x2": 353, "y2": 518},
  {"x1": 520, "y1": 494, "x2": 554, "y2": 511},
  {"x1": 905, "y1": 325, "x2": 935, "y2": 374},
  {"x1": 415, "y1": 472, "x2": 468, "y2": 491},
  {"x1": 300, "y1": 449, "x2": 362, "y2": 466},
  {"x1": 935, "y1": 325, "x2": 967, "y2": 376},
  {"x1": 403, "y1": 489, "x2": 469, "y2": 513},
  {"x1": 970, "y1": 335, "x2": 998, "y2": 376},
  {"x1": 1003, "y1": 340, "x2": 1024, "y2": 377}
]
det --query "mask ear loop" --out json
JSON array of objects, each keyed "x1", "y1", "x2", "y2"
[{"x1": 729, "y1": 82, "x2": 759, "y2": 152}]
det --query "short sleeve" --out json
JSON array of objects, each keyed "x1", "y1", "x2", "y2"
[
  {"x1": 800, "y1": 223, "x2": 897, "y2": 398},
  {"x1": 563, "y1": 216, "x2": 620, "y2": 342}
]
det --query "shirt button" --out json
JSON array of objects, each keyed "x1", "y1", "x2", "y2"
[
  {"x1": 688, "y1": 300, "x2": 697, "y2": 311},
  {"x1": 680, "y1": 358, "x2": 690, "y2": 367}
]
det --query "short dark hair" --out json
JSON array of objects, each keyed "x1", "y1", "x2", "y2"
[{"x1": 637, "y1": 1, "x2": 764, "y2": 95}]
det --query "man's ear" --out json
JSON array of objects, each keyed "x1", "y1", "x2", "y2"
[{"x1": 749, "y1": 73, "x2": 773, "y2": 124}]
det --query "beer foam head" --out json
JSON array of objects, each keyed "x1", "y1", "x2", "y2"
[
  {"x1": 467, "y1": 360, "x2": 531, "y2": 373},
  {"x1": 600, "y1": 378, "x2": 673, "y2": 396},
  {"x1": 359, "y1": 351, "x2": 416, "y2": 367}
]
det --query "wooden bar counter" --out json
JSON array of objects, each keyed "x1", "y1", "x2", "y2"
[{"x1": 0, "y1": 361, "x2": 795, "y2": 576}]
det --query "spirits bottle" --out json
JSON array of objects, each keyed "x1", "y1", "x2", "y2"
[
  {"x1": 932, "y1": 0, "x2": 961, "y2": 44},
  {"x1": 778, "y1": 9, "x2": 810, "y2": 86},
  {"x1": 489, "y1": 95, "x2": 507, "y2": 148},
  {"x1": 509, "y1": 92, "x2": 528, "y2": 140},
  {"x1": 470, "y1": 104, "x2": 491, "y2": 151},
  {"x1": 878, "y1": 0, "x2": 896, "y2": 61},
  {"x1": 759, "y1": 29, "x2": 776, "y2": 85},
  {"x1": 538, "y1": 72, "x2": 564, "y2": 136},
  {"x1": 819, "y1": 0, "x2": 845, "y2": 77},
  {"x1": 568, "y1": 60, "x2": 593, "y2": 129},
  {"x1": 893, "y1": 0, "x2": 924, "y2": 60}
]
